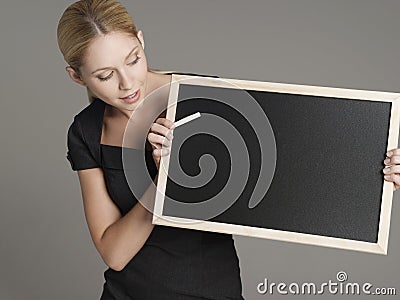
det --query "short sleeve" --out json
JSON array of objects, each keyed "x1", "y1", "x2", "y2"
[{"x1": 66, "y1": 116, "x2": 100, "y2": 171}]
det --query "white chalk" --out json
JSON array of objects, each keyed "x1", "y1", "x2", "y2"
[{"x1": 173, "y1": 112, "x2": 201, "y2": 128}]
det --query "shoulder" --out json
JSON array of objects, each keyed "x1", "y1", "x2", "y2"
[
  {"x1": 73, "y1": 98, "x2": 105, "y2": 127},
  {"x1": 68, "y1": 98, "x2": 105, "y2": 142},
  {"x1": 68, "y1": 98, "x2": 105, "y2": 146},
  {"x1": 66, "y1": 99, "x2": 105, "y2": 171}
]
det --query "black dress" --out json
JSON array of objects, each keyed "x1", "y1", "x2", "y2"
[{"x1": 66, "y1": 75, "x2": 244, "y2": 300}]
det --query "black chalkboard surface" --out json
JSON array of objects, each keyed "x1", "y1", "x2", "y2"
[{"x1": 152, "y1": 74, "x2": 400, "y2": 254}]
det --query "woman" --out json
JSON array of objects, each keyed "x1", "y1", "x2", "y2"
[
  {"x1": 58, "y1": 0, "x2": 400, "y2": 299},
  {"x1": 58, "y1": 0, "x2": 243, "y2": 299}
]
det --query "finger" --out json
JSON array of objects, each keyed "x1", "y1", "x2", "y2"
[
  {"x1": 150, "y1": 122, "x2": 174, "y2": 141},
  {"x1": 153, "y1": 148, "x2": 170, "y2": 157},
  {"x1": 393, "y1": 174, "x2": 400, "y2": 188},
  {"x1": 148, "y1": 132, "x2": 171, "y2": 147},
  {"x1": 155, "y1": 117, "x2": 175, "y2": 130},
  {"x1": 384, "y1": 155, "x2": 400, "y2": 165},
  {"x1": 384, "y1": 173, "x2": 400, "y2": 186},
  {"x1": 386, "y1": 148, "x2": 400, "y2": 157},
  {"x1": 150, "y1": 142, "x2": 161, "y2": 150},
  {"x1": 382, "y1": 165, "x2": 400, "y2": 175},
  {"x1": 147, "y1": 133, "x2": 161, "y2": 149},
  {"x1": 384, "y1": 173, "x2": 393, "y2": 181}
]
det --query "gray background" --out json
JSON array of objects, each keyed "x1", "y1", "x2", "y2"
[{"x1": 2, "y1": 0, "x2": 399, "y2": 299}]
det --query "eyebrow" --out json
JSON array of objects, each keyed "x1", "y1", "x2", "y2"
[{"x1": 91, "y1": 45, "x2": 139, "y2": 74}]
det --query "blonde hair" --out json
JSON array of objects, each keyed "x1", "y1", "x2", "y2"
[{"x1": 57, "y1": 0, "x2": 144, "y2": 103}]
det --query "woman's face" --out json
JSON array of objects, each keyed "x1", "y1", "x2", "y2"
[{"x1": 67, "y1": 30, "x2": 148, "y2": 117}]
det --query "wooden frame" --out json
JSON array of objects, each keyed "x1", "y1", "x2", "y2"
[{"x1": 153, "y1": 74, "x2": 400, "y2": 255}]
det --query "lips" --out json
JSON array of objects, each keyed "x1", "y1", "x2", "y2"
[
  {"x1": 119, "y1": 89, "x2": 140, "y2": 104},
  {"x1": 120, "y1": 90, "x2": 138, "y2": 100}
]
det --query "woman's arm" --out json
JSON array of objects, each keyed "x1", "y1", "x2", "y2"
[
  {"x1": 76, "y1": 117, "x2": 174, "y2": 272},
  {"x1": 77, "y1": 168, "x2": 158, "y2": 272}
]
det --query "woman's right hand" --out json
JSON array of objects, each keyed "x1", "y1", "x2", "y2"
[{"x1": 147, "y1": 117, "x2": 175, "y2": 170}]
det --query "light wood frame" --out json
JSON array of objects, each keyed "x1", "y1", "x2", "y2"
[{"x1": 153, "y1": 74, "x2": 400, "y2": 255}]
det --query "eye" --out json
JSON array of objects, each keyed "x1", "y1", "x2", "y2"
[
  {"x1": 98, "y1": 71, "x2": 113, "y2": 82},
  {"x1": 96, "y1": 55, "x2": 141, "y2": 82},
  {"x1": 128, "y1": 56, "x2": 141, "y2": 66}
]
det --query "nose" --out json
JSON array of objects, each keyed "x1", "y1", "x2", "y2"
[{"x1": 118, "y1": 70, "x2": 133, "y2": 90}]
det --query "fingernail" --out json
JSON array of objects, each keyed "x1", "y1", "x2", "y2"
[
  {"x1": 385, "y1": 158, "x2": 390, "y2": 164},
  {"x1": 383, "y1": 167, "x2": 390, "y2": 173},
  {"x1": 384, "y1": 175, "x2": 391, "y2": 179},
  {"x1": 387, "y1": 151, "x2": 393, "y2": 157}
]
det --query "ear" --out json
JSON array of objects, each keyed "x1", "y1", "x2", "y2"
[
  {"x1": 66, "y1": 66, "x2": 86, "y2": 86},
  {"x1": 137, "y1": 29, "x2": 145, "y2": 50}
]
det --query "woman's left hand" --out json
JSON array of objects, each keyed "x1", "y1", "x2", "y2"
[{"x1": 383, "y1": 148, "x2": 400, "y2": 191}]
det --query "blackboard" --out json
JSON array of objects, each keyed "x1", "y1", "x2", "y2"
[{"x1": 152, "y1": 74, "x2": 400, "y2": 254}]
